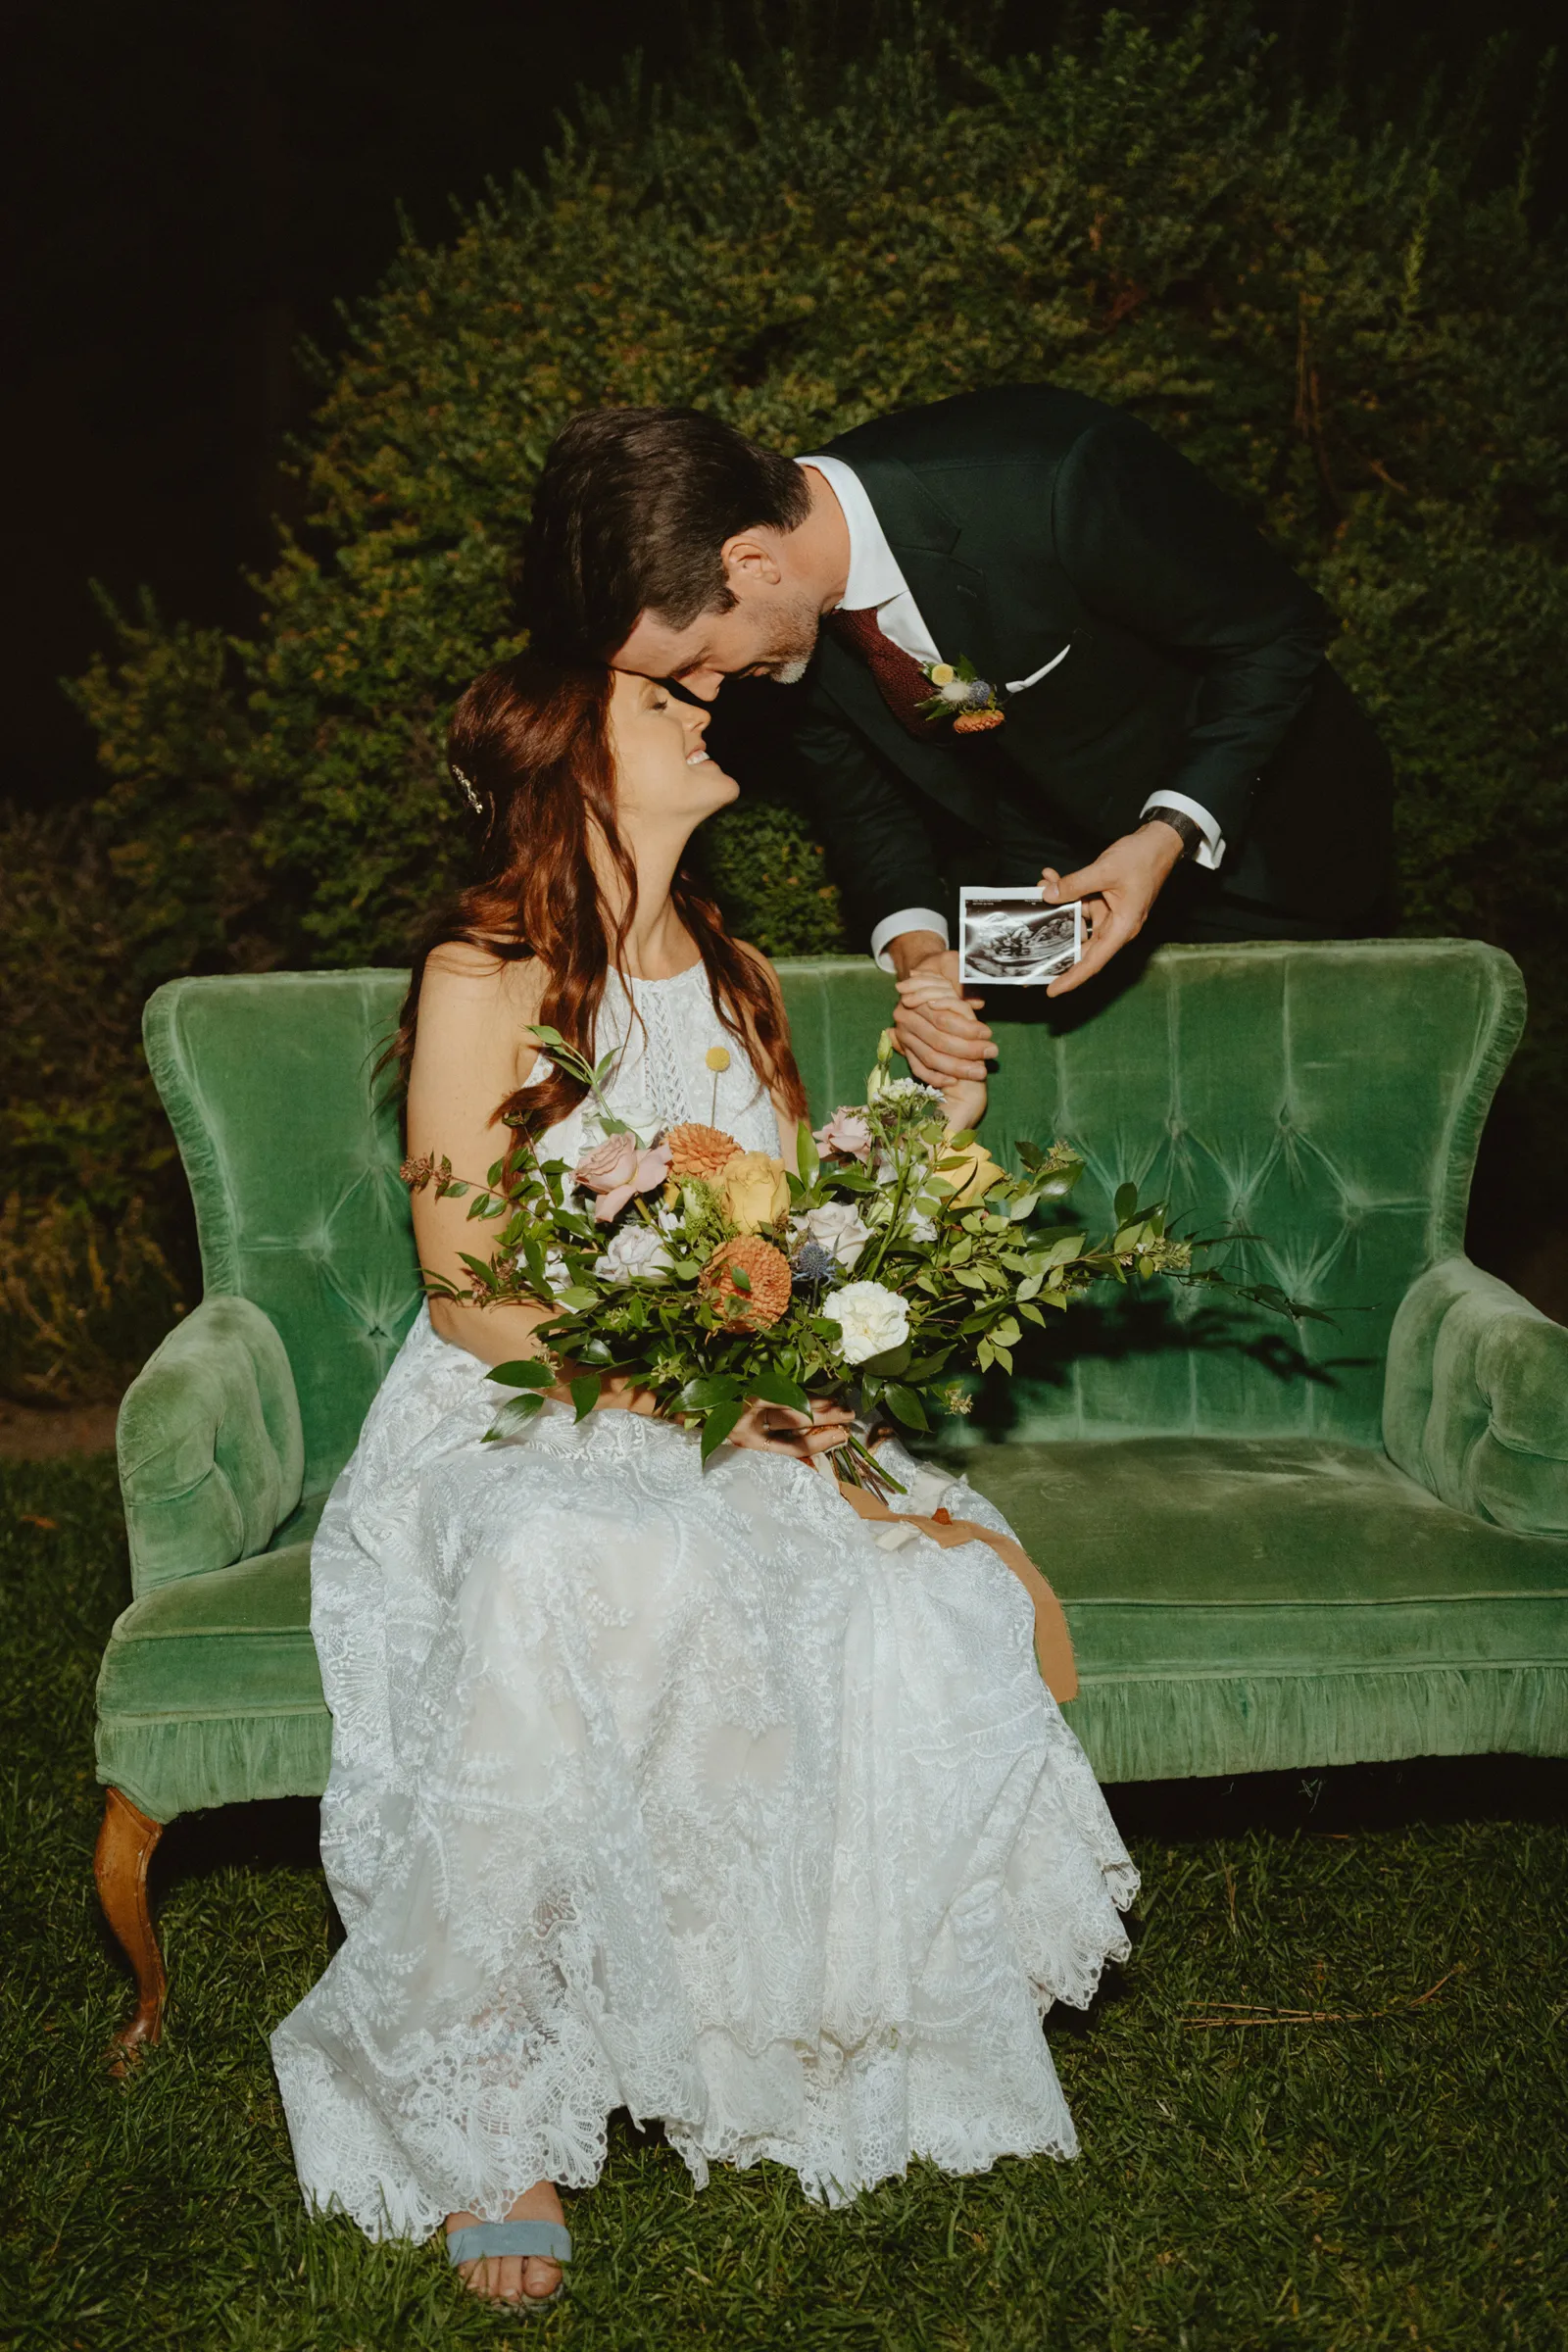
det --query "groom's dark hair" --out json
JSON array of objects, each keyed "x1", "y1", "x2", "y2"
[{"x1": 520, "y1": 406, "x2": 810, "y2": 660}]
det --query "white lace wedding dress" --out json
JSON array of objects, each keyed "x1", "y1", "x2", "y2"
[{"x1": 270, "y1": 961, "x2": 1137, "y2": 2239}]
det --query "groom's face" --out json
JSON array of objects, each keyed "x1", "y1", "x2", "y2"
[{"x1": 612, "y1": 559, "x2": 822, "y2": 700}]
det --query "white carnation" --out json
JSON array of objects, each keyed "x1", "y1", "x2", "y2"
[
  {"x1": 795, "y1": 1202, "x2": 871, "y2": 1268},
  {"x1": 594, "y1": 1225, "x2": 674, "y2": 1286},
  {"x1": 827, "y1": 1279, "x2": 910, "y2": 1365}
]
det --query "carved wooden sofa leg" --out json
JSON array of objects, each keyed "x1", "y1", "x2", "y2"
[{"x1": 94, "y1": 1786, "x2": 168, "y2": 2071}]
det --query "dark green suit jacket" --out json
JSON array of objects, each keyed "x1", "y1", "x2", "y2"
[{"x1": 795, "y1": 385, "x2": 1391, "y2": 935}]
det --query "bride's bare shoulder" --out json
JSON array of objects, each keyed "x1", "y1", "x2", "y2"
[
  {"x1": 413, "y1": 938, "x2": 550, "y2": 1087},
  {"x1": 421, "y1": 936, "x2": 546, "y2": 1007}
]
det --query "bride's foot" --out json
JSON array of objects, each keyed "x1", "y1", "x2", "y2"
[{"x1": 446, "y1": 2178, "x2": 567, "y2": 2307}]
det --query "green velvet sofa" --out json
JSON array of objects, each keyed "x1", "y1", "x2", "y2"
[{"x1": 93, "y1": 943, "x2": 1568, "y2": 2054}]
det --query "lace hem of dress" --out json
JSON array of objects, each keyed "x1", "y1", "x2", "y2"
[{"x1": 272, "y1": 1861, "x2": 1133, "y2": 2238}]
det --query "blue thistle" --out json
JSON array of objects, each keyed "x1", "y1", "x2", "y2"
[{"x1": 790, "y1": 1241, "x2": 840, "y2": 1298}]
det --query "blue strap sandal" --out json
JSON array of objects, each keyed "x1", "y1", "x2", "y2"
[{"x1": 446, "y1": 2220, "x2": 571, "y2": 2308}]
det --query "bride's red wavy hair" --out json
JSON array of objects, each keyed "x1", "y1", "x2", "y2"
[{"x1": 394, "y1": 653, "x2": 807, "y2": 1139}]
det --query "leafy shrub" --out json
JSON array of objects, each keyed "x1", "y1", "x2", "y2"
[
  {"x1": 0, "y1": 1195, "x2": 183, "y2": 1406},
  {"x1": 0, "y1": 808, "x2": 186, "y2": 1401},
  {"x1": 696, "y1": 793, "x2": 845, "y2": 957},
  {"x1": 18, "y1": 3, "x2": 1567, "y2": 1396},
  {"x1": 67, "y1": 594, "x2": 266, "y2": 983}
]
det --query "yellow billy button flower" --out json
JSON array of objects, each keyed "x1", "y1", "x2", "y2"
[
  {"x1": 929, "y1": 662, "x2": 956, "y2": 686},
  {"x1": 706, "y1": 1042, "x2": 730, "y2": 1121}
]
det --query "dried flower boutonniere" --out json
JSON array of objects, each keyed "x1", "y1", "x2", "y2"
[{"x1": 916, "y1": 657, "x2": 1005, "y2": 735}]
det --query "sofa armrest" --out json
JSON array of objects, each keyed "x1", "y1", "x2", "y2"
[
  {"x1": 116, "y1": 1297, "x2": 305, "y2": 1594},
  {"x1": 1384, "y1": 1256, "x2": 1568, "y2": 1537}
]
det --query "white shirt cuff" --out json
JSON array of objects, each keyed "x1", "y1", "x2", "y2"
[
  {"x1": 1140, "y1": 790, "x2": 1226, "y2": 870},
  {"x1": 869, "y1": 907, "x2": 950, "y2": 972}
]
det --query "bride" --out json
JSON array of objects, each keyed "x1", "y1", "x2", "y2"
[{"x1": 270, "y1": 655, "x2": 1137, "y2": 2311}]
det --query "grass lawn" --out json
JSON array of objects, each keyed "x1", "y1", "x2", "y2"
[{"x1": 2, "y1": 1453, "x2": 1564, "y2": 2351}]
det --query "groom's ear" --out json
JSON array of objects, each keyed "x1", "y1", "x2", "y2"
[{"x1": 719, "y1": 529, "x2": 785, "y2": 592}]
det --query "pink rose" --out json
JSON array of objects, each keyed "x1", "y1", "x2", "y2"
[
  {"x1": 574, "y1": 1132, "x2": 672, "y2": 1222},
  {"x1": 813, "y1": 1105, "x2": 873, "y2": 1163}
]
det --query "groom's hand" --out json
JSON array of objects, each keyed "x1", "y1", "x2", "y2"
[
  {"x1": 1042, "y1": 821, "x2": 1185, "y2": 997},
  {"x1": 889, "y1": 936, "x2": 997, "y2": 1086}
]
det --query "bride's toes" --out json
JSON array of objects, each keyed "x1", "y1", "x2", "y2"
[
  {"x1": 523, "y1": 2255, "x2": 564, "y2": 2301},
  {"x1": 459, "y1": 2252, "x2": 559, "y2": 2306},
  {"x1": 463, "y1": 2253, "x2": 524, "y2": 2305}
]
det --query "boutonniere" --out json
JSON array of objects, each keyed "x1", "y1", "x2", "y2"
[{"x1": 915, "y1": 657, "x2": 1005, "y2": 735}]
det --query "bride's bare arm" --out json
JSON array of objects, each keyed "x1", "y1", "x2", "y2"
[{"x1": 405, "y1": 943, "x2": 563, "y2": 1368}]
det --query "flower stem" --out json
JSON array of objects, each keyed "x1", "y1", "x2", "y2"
[{"x1": 833, "y1": 1430, "x2": 906, "y2": 1498}]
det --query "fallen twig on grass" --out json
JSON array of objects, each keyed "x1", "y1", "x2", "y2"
[{"x1": 1180, "y1": 1967, "x2": 1460, "y2": 2029}]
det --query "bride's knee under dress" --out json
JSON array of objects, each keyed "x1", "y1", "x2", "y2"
[{"x1": 270, "y1": 1307, "x2": 1138, "y2": 2239}]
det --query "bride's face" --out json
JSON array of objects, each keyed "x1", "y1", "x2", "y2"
[{"x1": 607, "y1": 669, "x2": 739, "y2": 831}]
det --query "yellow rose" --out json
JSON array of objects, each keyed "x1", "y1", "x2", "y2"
[
  {"x1": 719, "y1": 1150, "x2": 791, "y2": 1233},
  {"x1": 941, "y1": 1139, "x2": 1006, "y2": 1208}
]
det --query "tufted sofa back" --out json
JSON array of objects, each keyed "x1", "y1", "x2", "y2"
[{"x1": 144, "y1": 940, "x2": 1522, "y2": 1494}]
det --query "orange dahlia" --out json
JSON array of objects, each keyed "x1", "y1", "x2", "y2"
[
  {"x1": 699, "y1": 1235, "x2": 793, "y2": 1331},
  {"x1": 954, "y1": 708, "x2": 1005, "y2": 735},
  {"x1": 665, "y1": 1122, "x2": 743, "y2": 1181}
]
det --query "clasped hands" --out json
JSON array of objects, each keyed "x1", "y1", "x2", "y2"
[{"x1": 891, "y1": 819, "x2": 1185, "y2": 1090}]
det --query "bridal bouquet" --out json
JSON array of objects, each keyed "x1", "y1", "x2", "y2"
[{"x1": 405, "y1": 1026, "x2": 1310, "y2": 1482}]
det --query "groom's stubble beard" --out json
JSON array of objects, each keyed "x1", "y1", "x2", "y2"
[{"x1": 759, "y1": 588, "x2": 823, "y2": 684}]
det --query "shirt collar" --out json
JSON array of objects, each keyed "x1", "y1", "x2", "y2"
[{"x1": 797, "y1": 452, "x2": 909, "y2": 612}]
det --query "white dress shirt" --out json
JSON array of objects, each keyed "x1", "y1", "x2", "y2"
[{"x1": 798, "y1": 452, "x2": 1224, "y2": 969}]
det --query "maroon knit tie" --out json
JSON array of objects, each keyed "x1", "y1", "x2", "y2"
[{"x1": 826, "y1": 607, "x2": 932, "y2": 741}]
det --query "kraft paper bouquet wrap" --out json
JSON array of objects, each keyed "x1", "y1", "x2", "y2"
[{"x1": 404, "y1": 1026, "x2": 1313, "y2": 1493}]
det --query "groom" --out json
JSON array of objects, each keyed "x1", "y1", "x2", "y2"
[{"x1": 520, "y1": 386, "x2": 1393, "y2": 1089}]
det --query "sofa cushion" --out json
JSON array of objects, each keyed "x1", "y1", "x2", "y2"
[
  {"x1": 952, "y1": 1438, "x2": 1568, "y2": 1780},
  {"x1": 98, "y1": 1440, "x2": 1568, "y2": 1819}
]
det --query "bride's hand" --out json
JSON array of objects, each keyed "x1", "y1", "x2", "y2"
[
  {"x1": 730, "y1": 1398, "x2": 855, "y2": 1459},
  {"x1": 893, "y1": 953, "x2": 996, "y2": 1087},
  {"x1": 896, "y1": 969, "x2": 988, "y2": 1135},
  {"x1": 940, "y1": 1078, "x2": 989, "y2": 1135}
]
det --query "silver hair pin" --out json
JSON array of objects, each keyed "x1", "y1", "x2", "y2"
[{"x1": 450, "y1": 762, "x2": 484, "y2": 816}]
